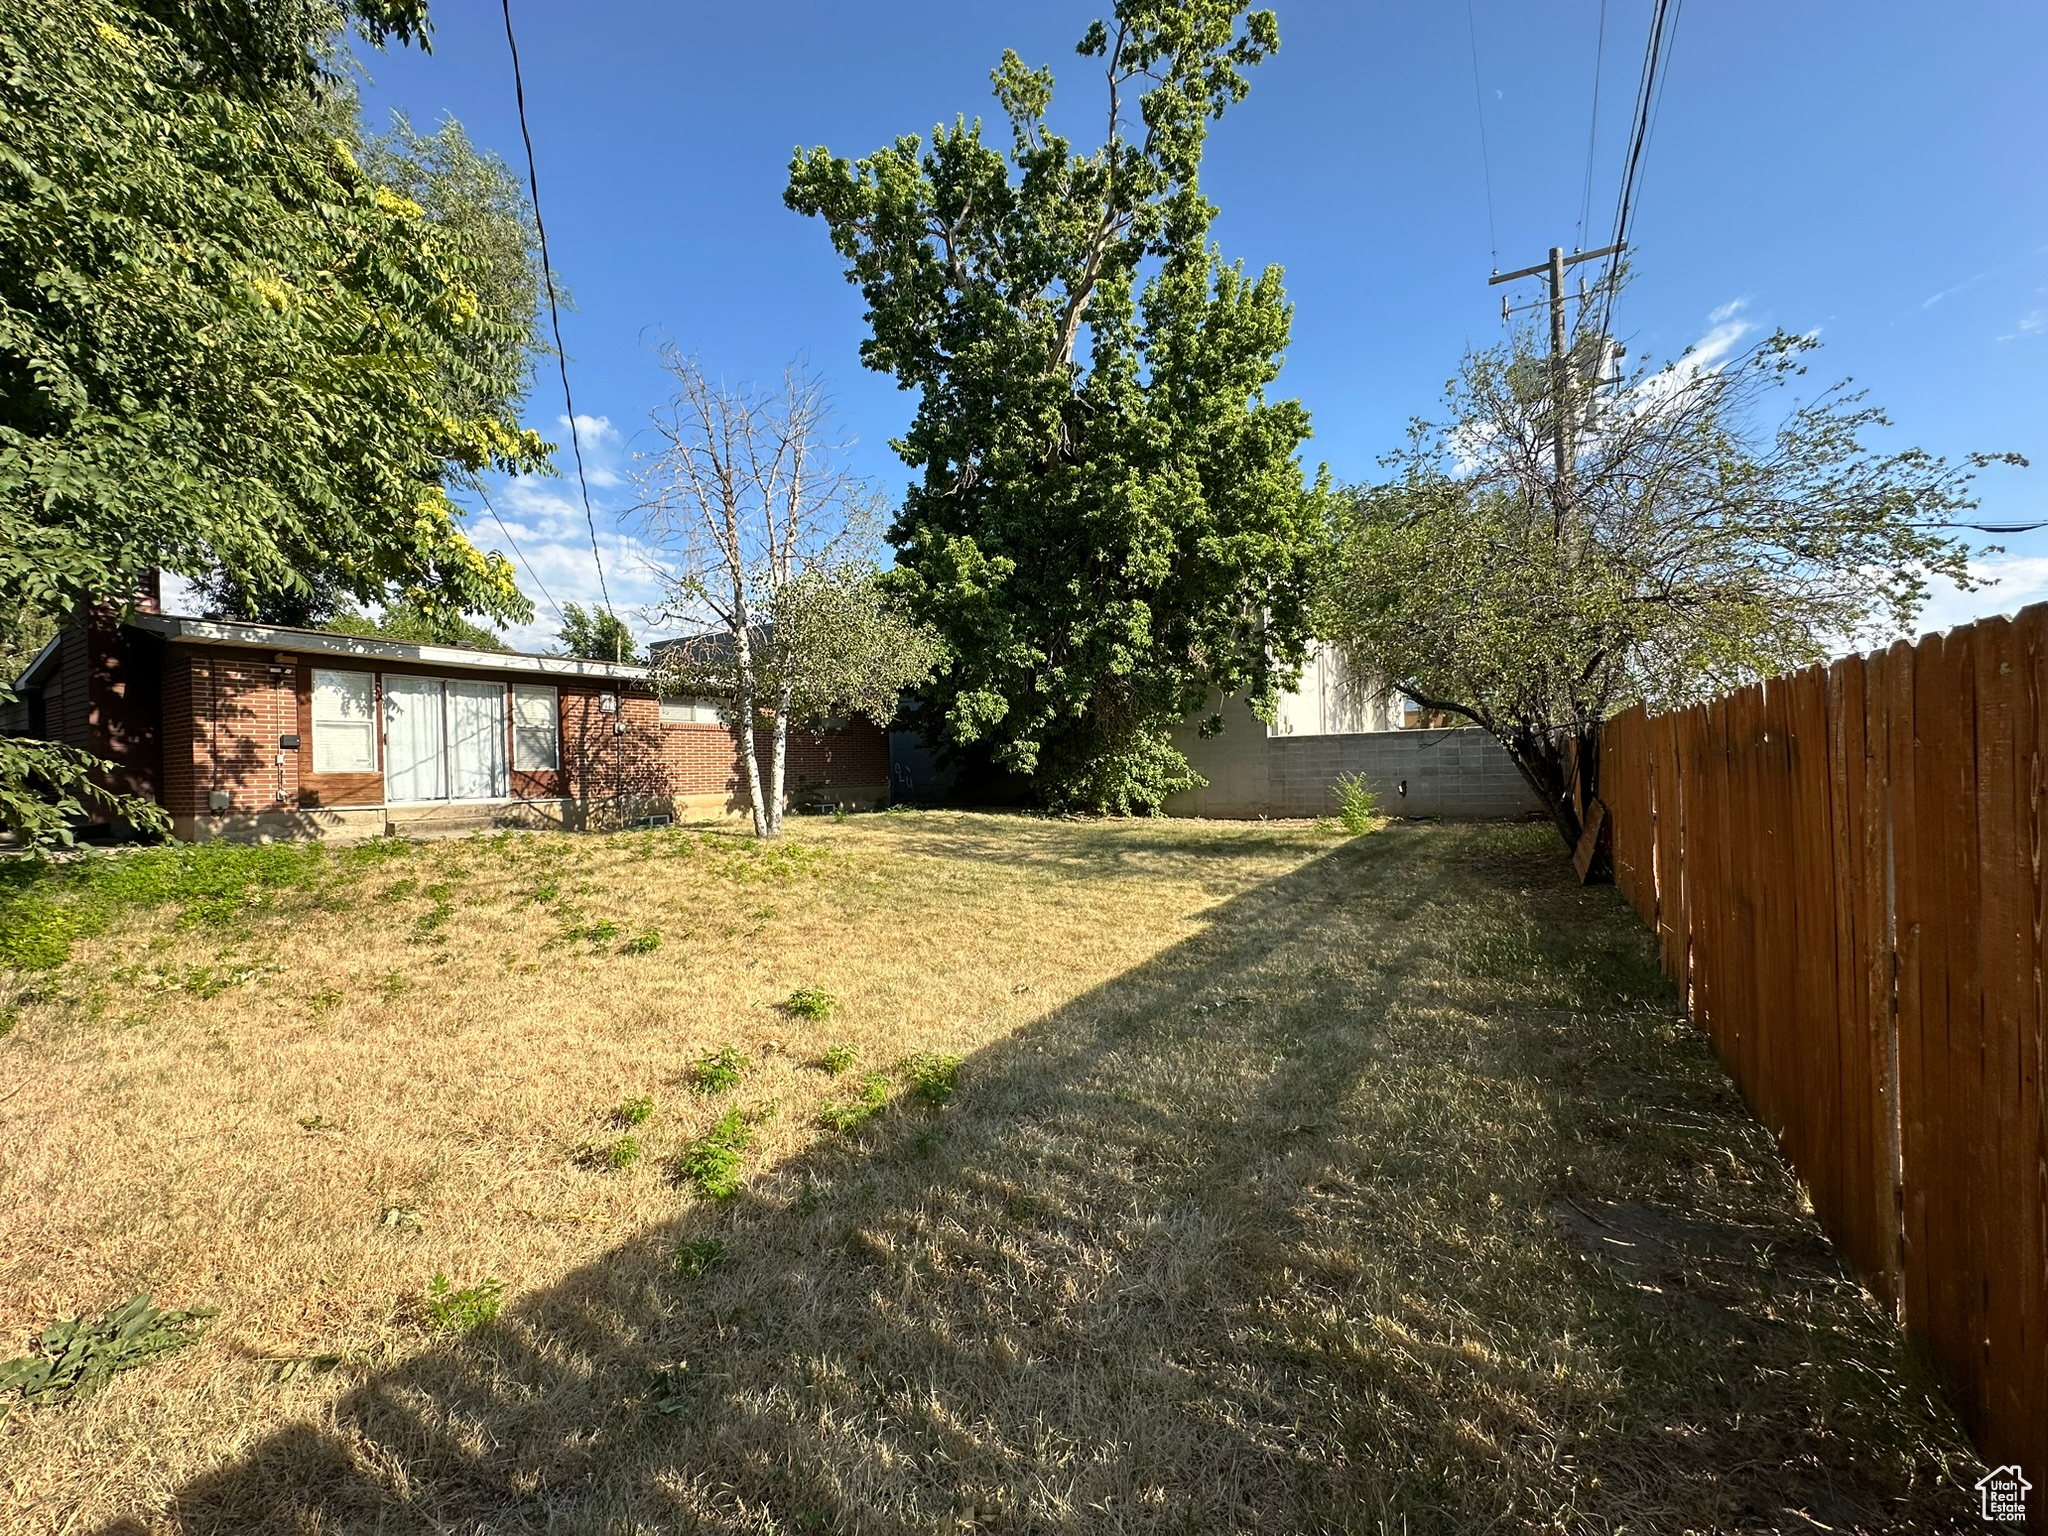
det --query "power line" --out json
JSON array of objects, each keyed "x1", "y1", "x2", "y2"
[
  {"x1": 475, "y1": 487, "x2": 569, "y2": 633},
  {"x1": 498, "y1": 0, "x2": 617, "y2": 651},
  {"x1": 1597, "y1": 0, "x2": 1682, "y2": 335},
  {"x1": 1576, "y1": 0, "x2": 1608, "y2": 248},
  {"x1": 1465, "y1": 0, "x2": 1499, "y2": 268}
]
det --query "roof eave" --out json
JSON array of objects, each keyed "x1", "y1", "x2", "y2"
[{"x1": 128, "y1": 614, "x2": 652, "y2": 683}]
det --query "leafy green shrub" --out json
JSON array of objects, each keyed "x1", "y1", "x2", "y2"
[
  {"x1": 604, "y1": 1135, "x2": 643, "y2": 1170},
  {"x1": 674, "y1": 1107, "x2": 755, "y2": 1200},
  {"x1": 781, "y1": 986, "x2": 835, "y2": 1021},
  {"x1": 817, "y1": 1072, "x2": 891, "y2": 1134},
  {"x1": 0, "y1": 1294, "x2": 215, "y2": 1418},
  {"x1": 1333, "y1": 773, "x2": 1384, "y2": 836},
  {"x1": 689, "y1": 1046, "x2": 753, "y2": 1094},
  {"x1": 623, "y1": 929, "x2": 662, "y2": 955},
  {"x1": 670, "y1": 1237, "x2": 726, "y2": 1277},
  {"x1": 903, "y1": 1052, "x2": 962, "y2": 1107},
  {"x1": 614, "y1": 1095, "x2": 655, "y2": 1127},
  {"x1": 815, "y1": 1043, "x2": 857, "y2": 1076},
  {"x1": 423, "y1": 1275, "x2": 502, "y2": 1334}
]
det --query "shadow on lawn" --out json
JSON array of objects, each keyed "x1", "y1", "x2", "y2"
[{"x1": 111, "y1": 826, "x2": 1977, "y2": 1535}]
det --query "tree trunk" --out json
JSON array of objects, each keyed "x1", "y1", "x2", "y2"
[
  {"x1": 733, "y1": 627, "x2": 771, "y2": 839},
  {"x1": 1504, "y1": 724, "x2": 1602, "y2": 860},
  {"x1": 768, "y1": 680, "x2": 792, "y2": 837}
]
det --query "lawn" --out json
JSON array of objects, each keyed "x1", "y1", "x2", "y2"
[{"x1": 0, "y1": 814, "x2": 1985, "y2": 1533}]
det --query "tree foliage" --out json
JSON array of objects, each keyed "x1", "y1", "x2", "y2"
[
  {"x1": 786, "y1": 0, "x2": 1324, "y2": 813},
  {"x1": 0, "y1": 0, "x2": 544, "y2": 631},
  {"x1": 324, "y1": 597, "x2": 504, "y2": 650},
  {"x1": 0, "y1": 0, "x2": 546, "y2": 841},
  {"x1": 1320, "y1": 312, "x2": 2022, "y2": 849},
  {"x1": 554, "y1": 603, "x2": 637, "y2": 665}
]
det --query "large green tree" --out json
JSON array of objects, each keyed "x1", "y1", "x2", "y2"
[
  {"x1": 786, "y1": 1, "x2": 1324, "y2": 813},
  {"x1": 1320, "y1": 313, "x2": 2022, "y2": 851},
  {"x1": 1, "y1": 0, "x2": 547, "y2": 842}
]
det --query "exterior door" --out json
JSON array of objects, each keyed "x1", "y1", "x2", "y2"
[{"x1": 382, "y1": 676, "x2": 446, "y2": 804}]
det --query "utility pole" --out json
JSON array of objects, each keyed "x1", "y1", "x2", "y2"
[{"x1": 1489, "y1": 242, "x2": 1624, "y2": 495}]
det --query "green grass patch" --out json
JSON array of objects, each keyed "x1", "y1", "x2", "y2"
[
  {"x1": 815, "y1": 1042, "x2": 857, "y2": 1076},
  {"x1": 0, "y1": 841, "x2": 335, "y2": 971},
  {"x1": 623, "y1": 928, "x2": 663, "y2": 955},
  {"x1": 673, "y1": 1106, "x2": 758, "y2": 1200},
  {"x1": 614, "y1": 1095, "x2": 655, "y2": 1127},
  {"x1": 901, "y1": 1051, "x2": 962, "y2": 1108},
  {"x1": 670, "y1": 1237, "x2": 726, "y2": 1278}
]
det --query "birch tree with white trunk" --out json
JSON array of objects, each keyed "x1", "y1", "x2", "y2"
[{"x1": 639, "y1": 353, "x2": 941, "y2": 837}]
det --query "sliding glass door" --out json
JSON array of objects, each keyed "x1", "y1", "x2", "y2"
[{"x1": 383, "y1": 676, "x2": 509, "y2": 803}]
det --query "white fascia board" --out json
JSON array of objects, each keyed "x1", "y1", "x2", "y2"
[{"x1": 129, "y1": 613, "x2": 652, "y2": 683}]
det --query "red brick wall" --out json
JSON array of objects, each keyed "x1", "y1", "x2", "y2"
[
  {"x1": 558, "y1": 685, "x2": 888, "y2": 810},
  {"x1": 162, "y1": 647, "x2": 301, "y2": 818},
  {"x1": 152, "y1": 661, "x2": 888, "y2": 820}
]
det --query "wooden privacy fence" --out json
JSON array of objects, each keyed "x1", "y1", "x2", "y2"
[{"x1": 1601, "y1": 604, "x2": 2046, "y2": 1495}]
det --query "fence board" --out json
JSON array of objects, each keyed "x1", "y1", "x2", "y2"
[{"x1": 1599, "y1": 603, "x2": 2048, "y2": 1506}]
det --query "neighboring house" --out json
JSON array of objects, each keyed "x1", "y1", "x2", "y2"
[{"x1": 3, "y1": 578, "x2": 888, "y2": 844}]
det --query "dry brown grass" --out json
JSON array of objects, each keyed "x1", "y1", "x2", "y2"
[{"x1": 0, "y1": 814, "x2": 1988, "y2": 1534}]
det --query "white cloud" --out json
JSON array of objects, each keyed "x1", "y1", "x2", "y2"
[
  {"x1": 553, "y1": 413, "x2": 628, "y2": 488},
  {"x1": 1920, "y1": 271, "x2": 1989, "y2": 310},
  {"x1": 1707, "y1": 298, "x2": 1748, "y2": 325},
  {"x1": 1996, "y1": 308, "x2": 2045, "y2": 342},
  {"x1": 1912, "y1": 555, "x2": 2048, "y2": 637}
]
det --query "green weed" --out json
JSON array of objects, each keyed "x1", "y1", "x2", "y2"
[
  {"x1": 670, "y1": 1237, "x2": 726, "y2": 1277},
  {"x1": 902, "y1": 1051, "x2": 962, "y2": 1107},
  {"x1": 375, "y1": 878, "x2": 418, "y2": 904},
  {"x1": 0, "y1": 1294, "x2": 215, "y2": 1418},
  {"x1": 817, "y1": 1071, "x2": 891, "y2": 1134},
  {"x1": 562, "y1": 918, "x2": 623, "y2": 947},
  {"x1": 623, "y1": 929, "x2": 663, "y2": 955},
  {"x1": 1333, "y1": 773, "x2": 1385, "y2": 836},
  {"x1": 422, "y1": 1275, "x2": 502, "y2": 1335},
  {"x1": 689, "y1": 1046, "x2": 753, "y2": 1094},
  {"x1": 815, "y1": 1042, "x2": 857, "y2": 1076},
  {"x1": 781, "y1": 986, "x2": 835, "y2": 1021},
  {"x1": 673, "y1": 1106, "x2": 757, "y2": 1200},
  {"x1": 614, "y1": 1095, "x2": 655, "y2": 1127}
]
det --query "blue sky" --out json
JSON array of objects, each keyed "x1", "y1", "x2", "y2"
[{"x1": 325, "y1": 1, "x2": 2045, "y2": 651}]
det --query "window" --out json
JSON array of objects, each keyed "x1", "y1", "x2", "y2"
[
  {"x1": 660, "y1": 697, "x2": 723, "y2": 725},
  {"x1": 311, "y1": 669, "x2": 376, "y2": 774},
  {"x1": 512, "y1": 685, "x2": 559, "y2": 771},
  {"x1": 382, "y1": 675, "x2": 508, "y2": 802}
]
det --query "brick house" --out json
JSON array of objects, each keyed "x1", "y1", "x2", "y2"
[{"x1": 3, "y1": 580, "x2": 889, "y2": 843}]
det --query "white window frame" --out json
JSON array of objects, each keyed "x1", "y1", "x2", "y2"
[
  {"x1": 660, "y1": 697, "x2": 724, "y2": 725},
  {"x1": 512, "y1": 684, "x2": 560, "y2": 771},
  {"x1": 310, "y1": 668, "x2": 377, "y2": 775}
]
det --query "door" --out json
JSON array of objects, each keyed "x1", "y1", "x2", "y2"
[
  {"x1": 445, "y1": 679, "x2": 508, "y2": 800},
  {"x1": 383, "y1": 676, "x2": 446, "y2": 803}
]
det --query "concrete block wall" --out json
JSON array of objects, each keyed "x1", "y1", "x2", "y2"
[{"x1": 1170, "y1": 690, "x2": 1539, "y2": 820}]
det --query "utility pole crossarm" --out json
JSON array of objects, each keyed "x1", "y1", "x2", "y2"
[{"x1": 1487, "y1": 241, "x2": 1624, "y2": 287}]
